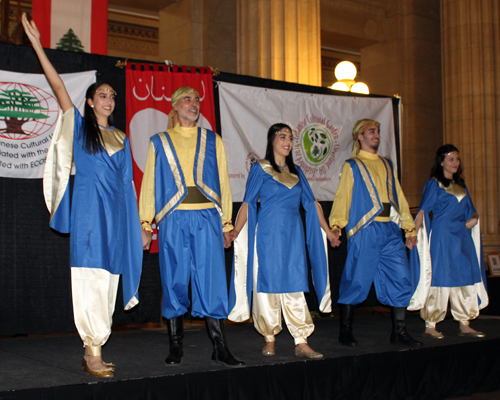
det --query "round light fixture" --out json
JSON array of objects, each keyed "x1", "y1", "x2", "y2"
[
  {"x1": 351, "y1": 82, "x2": 370, "y2": 94},
  {"x1": 330, "y1": 81, "x2": 350, "y2": 91},
  {"x1": 334, "y1": 61, "x2": 357, "y2": 81}
]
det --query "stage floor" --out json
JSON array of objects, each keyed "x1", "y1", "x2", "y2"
[{"x1": 1, "y1": 312, "x2": 500, "y2": 399}]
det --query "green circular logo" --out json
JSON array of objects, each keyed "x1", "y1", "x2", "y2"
[{"x1": 300, "y1": 124, "x2": 334, "y2": 166}]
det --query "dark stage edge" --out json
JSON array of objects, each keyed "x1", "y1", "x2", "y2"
[{"x1": 1, "y1": 313, "x2": 500, "y2": 400}]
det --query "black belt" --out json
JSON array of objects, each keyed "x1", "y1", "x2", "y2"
[
  {"x1": 182, "y1": 186, "x2": 210, "y2": 204},
  {"x1": 379, "y1": 202, "x2": 391, "y2": 217}
]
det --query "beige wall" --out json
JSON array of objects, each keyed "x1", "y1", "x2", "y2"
[
  {"x1": 362, "y1": 1, "x2": 442, "y2": 208},
  {"x1": 158, "y1": 0, "x2": 236, "y2": 71}
]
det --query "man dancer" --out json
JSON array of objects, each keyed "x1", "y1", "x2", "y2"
[
  {"x1": 329, "y1": 119, "x2": 422, "y2": 348},
  {"x1": 140, "y1": 86, "x2": 244, "y2": 367}
]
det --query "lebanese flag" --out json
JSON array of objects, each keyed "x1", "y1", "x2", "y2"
[{"x1": 32, "y1": 0, "x2": 108, "y2": 55}]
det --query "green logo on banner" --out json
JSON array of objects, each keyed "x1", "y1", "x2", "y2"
[
  {"x1": 300, "y1": 124, "x2": 334, "y2": 166},
  {"x1": 0, "y1": 88, "x2": 49, "y2": 136}
]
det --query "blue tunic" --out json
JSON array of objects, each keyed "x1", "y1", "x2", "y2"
[
  {"x1": 228, "y1": 161, "x2": 330, "y2": 319},
  {"x1": 47, "y1": 107, "x2": 143, "y2": 308},
  {"x1": 417, "y1": 178, "x2": 482, "y2": 287},
  {"x1": 250, "y1": 163, "x2": 310, "y2": 293}
]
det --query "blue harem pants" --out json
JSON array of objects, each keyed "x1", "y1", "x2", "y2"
[
  {"x1": 158, "y1": 208, "x2": 229, "y2": 319},
  {"x1": 338, "y1": 221, "x2": 412, "y2": 307}
]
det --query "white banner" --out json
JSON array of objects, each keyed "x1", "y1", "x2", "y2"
[
  {"x1": 0, "y1": 70, "x2": 95, "y2": 179},
  {"x1": 218, "y1": 82, "x2": 397, "y2": 201}
]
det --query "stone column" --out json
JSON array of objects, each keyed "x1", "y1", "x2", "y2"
[
  {"x1": 158, "y1": 0, "x2": 237, "y2": 73},
  {"x1": 441, "y1": 0, "x2": 500, "y2": 252},
  {"x1": 237, "y1": 0, "x2": 321, "y2": 86}
]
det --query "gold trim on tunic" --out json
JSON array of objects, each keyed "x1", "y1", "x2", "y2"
[
  {"x1": 155, "y1": 132, "x2": 185, "y2": 225},
  {"x1": 380, "y1": 157, "x2": 400, "y2": 215},
  {"x1": 195, "y1": 128, "x2": 222, "y2": 216},
  {"x1": 100, "y1": 127, "x2": 125, "y2": 157},
  {"x1": 435, "y1": 179, "x2": 466, "y2": 202},
  {"x1": 259, "y1": 160, "x2": 299, "y2": 189},
  {"x1": 346, "y1": 158, "x2": 381, "y2": 238}
]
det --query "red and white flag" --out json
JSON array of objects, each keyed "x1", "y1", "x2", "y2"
[{"x1": 32, "y1": 0, "x2": 108, "y2": 55}]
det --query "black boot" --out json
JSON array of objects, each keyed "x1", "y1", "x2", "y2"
[
  {"x1": 165, "y1": 316, "x2": 184, "y2": 365},
  {"x1": 390, "y1": 307, "x2": 423, "y2": 348},
  {"x1": 339, "y1": 304, "x2": 358, "y2": 347},
  {"x1": 205, "y1": 317, "x2": 245, "y2": 367}
]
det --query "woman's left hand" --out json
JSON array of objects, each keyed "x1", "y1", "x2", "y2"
[
  {"x1": 326, "y1": 229, "x2": 341, "y2": 247},
  {"x1": 465, "y1": 217, "x2": 478, "y2": 229}
]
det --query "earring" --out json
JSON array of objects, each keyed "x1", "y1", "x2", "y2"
[{"x1": 91, "y1": 105, "x2": 94, "y2": 108}]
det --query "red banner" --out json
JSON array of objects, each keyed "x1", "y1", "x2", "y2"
[{"x1": 126, "y1": 63, "x2": 216, "y2": 252}]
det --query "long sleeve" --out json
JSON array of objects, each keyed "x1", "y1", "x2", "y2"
[
  {"x1": 464, "y1": 186, "x2": 477, "y2": 220},
  {"x1": 418, "y1": 179, "x2": 438, "y2": 215},
  {"x1": 216, "y1": 134, "x2": 234, "y2": 232},
  {"x1": 328, "y1": 162, "x2": 353, "y2": 233},
  {"x1": 138, "y1": 141, "x2": 156, "y2": 232},
  {"x1": 44, "y1": 106, "x2": 78, "y2": 233},
  {"x1": 298, "y1": 167, "x2": 332, "y2": 313},
  {"x1": 394, "y1": 174, "x2": 416, "y2": 236}
]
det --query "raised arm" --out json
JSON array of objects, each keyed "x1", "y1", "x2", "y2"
[{"x1": 22, "y1": 13, "x2": 72, "y2": 112}]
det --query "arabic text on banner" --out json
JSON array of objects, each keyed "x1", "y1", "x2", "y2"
[
  {"x1": 218, "y1": 82, "x2": 397, "y2": 202},
  {"x1": 0, "y1": 70, "x2": 96, "y2": 179}
]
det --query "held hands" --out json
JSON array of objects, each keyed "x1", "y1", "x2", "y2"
[
  {"x1": 223, "y1": 231, "x2": 233, "y2": 249},
  {"x1": 142, "y1": 228, "x2": 152, "y2": 251},
  {"x1": 22, "y1": 13, "x2": 41, "y2": 46},
  {"x1": 329, "y1": 229, "x2": 341, "y2": 248},
  {"x1": 405, "y1": 235, "x2": 417, "y2": 250},
  {"x1": 465, "y1": 217, "x2": 478, "y2": 230}
]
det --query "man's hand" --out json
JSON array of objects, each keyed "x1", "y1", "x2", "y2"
[
  {"x1": 142, "y1": 229, "x2": 152, "y2": 250},
  {"x1": 223, "y1": 231, "x2": 232, "y2": 248},
  {"x1": 405, "y1": 235, "x2": 417, "y2": 250}
]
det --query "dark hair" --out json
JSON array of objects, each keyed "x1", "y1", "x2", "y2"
[
  {"x1": 82, "y1": 81, "x2": 116, "y2": 154},
  {"x1": 431, "y1": 144, "x2": 465, "y2": 188},
  {"x1": 264, "y1": 123, "x2": 298, "y2": 175}
]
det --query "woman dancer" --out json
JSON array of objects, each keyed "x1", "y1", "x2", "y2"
[
  {"x1": 23, "y1": 14, "x2": 143, "y2": 377},
  {"x1": 408, "y1": 144, "x2": 488, "y2": 338},
  {"x1": 228, "y1": 123, "x2": 336, "y2": 358}
]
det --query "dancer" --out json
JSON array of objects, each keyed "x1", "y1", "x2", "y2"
[
  {"x1": 22, "y1": 14, "x2": 143, "y2": 377},
  {"x1": 408, "y1": 144, "x2": 488, "y2": 338},
  {"x1": 229, "y1": 123, "x2": 335, "y2": 358},
  {"x1": 139, "y1": 86, "x2": 244, "y2": 367},
  {"x1": 329, "y1": 119, "x2": 422, "y2": 348}
]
